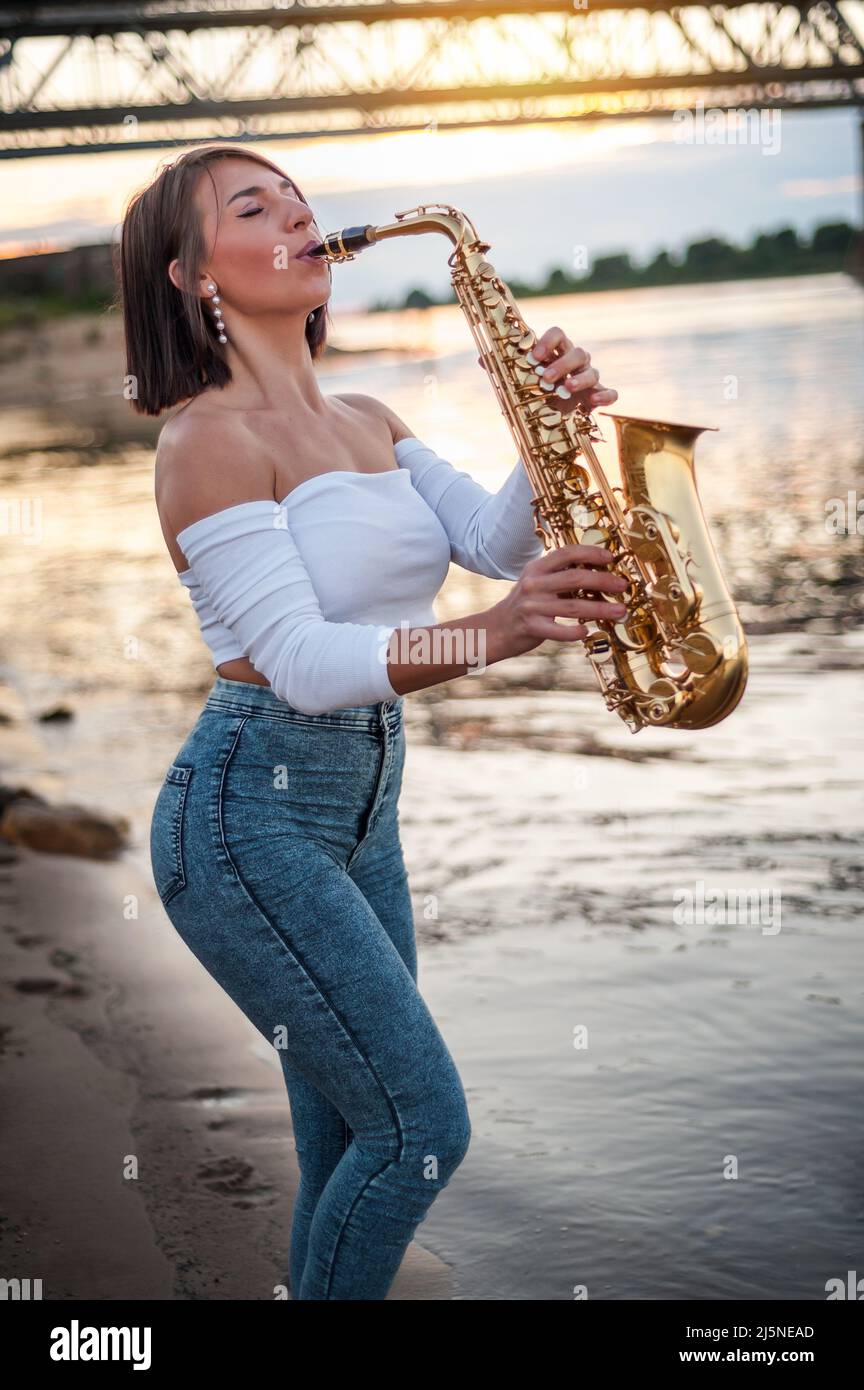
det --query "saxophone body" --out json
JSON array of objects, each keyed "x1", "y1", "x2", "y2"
[{"x1": 310, "y1": 206, "x2": 748, "y2": 733}]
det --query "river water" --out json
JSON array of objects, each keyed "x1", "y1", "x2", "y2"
[{"x1": 0, "y1": 271, "x2": 862, "y2": 1299}]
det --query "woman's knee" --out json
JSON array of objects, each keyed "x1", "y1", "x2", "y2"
[
  {"x1": 352, "y1": 1083, "x2": 471, "y2": 1178},
  {"x1": 414, "y1": 1091, "x2": 472, "y2": 1179}
]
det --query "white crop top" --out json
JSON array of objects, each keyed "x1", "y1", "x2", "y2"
[{"x1": 176, "y1": 435, "x2": 544, "y2": 715}]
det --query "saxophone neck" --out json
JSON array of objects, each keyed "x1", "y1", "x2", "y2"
[{"x1": 313, "y1": 205, "x2": 487, "y2": 262}]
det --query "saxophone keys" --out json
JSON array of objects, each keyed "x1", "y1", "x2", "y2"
[
  {"x1": 527, "y1": 362, "x2": 572, "y2": 397},
  {"x1": 671, "y1": 631, "x2": 721, "y2": 676}
]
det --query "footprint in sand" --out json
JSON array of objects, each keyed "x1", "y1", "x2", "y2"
[
  {"x1": 12, "y1": 976, "x2": 88, "y2": 997},
  {"x1": 195, "y1": 1156, "x2": 277, "y2": 1208}
]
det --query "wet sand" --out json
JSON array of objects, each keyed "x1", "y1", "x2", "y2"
[{"x1": 0, "y1": 826, "x2": 453, "y2": 1300}]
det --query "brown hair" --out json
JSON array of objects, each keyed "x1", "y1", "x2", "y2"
[{"x1": 115, "y1": 144, "x2": 331, "y2": 416}]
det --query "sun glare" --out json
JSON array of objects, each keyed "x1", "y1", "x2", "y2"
[{"x1": 0, "y1": 119, "x2": 662, "y2": 253}]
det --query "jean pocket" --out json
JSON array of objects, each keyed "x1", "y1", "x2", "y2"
[{"x1": 150, "y1": 763, "x2": 193, "y2": 906}]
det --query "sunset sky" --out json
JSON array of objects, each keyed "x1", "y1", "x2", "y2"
[
  {"x1": 1, "y1": 108, "x2": 858, "y2": 310},
  {"x1": 2, "y1": 2, "x2": 860, "y2": 307}
]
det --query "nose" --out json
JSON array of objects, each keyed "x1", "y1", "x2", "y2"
[
  {"x1": 286, "y1": 201, "x2": 310, "y2": 228},
  {"x1": 283, "y1": 196, "x2": 317, "y2": 238}
]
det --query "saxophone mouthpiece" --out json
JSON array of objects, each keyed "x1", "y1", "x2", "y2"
[{"x1": 308, "y1": 226, "x2": 377, "y2": 261}]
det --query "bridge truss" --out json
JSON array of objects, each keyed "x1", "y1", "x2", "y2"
[{"x1": 0, "y1": 1, "x2": 862, "y2": 159}]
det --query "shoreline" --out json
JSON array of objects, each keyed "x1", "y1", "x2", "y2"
[
  {"x1": 0, "y1": 254, "x2": 857, "y2": 332},
  {"x1": 0, "y1": 839, "x2": 455, "y2": 1300}
]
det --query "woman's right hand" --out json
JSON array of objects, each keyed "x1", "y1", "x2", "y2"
[{"x1": 486, "y1": 543, "x2": 629, "y2": 661}]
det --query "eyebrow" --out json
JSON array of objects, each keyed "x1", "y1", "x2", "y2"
[{"x1": 226, "y1": 178, "x2": 298, "y2": 207}]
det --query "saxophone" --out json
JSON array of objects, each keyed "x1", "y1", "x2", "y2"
[{"x1": 309, "y1": 205, "x2": 748, "y2": 733}]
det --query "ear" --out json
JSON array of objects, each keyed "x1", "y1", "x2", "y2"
[{"x1": 168, "y1": 257, "x2": 209, "y2": 298}]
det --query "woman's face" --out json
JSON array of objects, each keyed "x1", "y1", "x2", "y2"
[{"x1": 193, "y1": 156, "x2": 330, "y2": 317}]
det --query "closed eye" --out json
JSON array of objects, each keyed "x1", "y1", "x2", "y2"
[{"x1": 238, "y1": 206, "x2": 263, "y2": 219}]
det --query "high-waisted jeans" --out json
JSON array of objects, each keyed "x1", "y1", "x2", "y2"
[{"x1": 149, "y1": 675, "x2": 471, "y2": 1300}]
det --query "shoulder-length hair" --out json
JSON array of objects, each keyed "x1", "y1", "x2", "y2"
[{"x1": 115, "y1": 143, "x2": 331, "y2": 416}]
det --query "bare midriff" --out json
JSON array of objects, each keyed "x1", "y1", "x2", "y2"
[{"x1": 216, "y1": 657, "x2": 271, "y2": 686}]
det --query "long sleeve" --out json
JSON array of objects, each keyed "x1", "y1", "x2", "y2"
[
  {"x1": 176, "y1": 501, "x2": 399, "y2": 716},
  {"x1": 394, "y1": 436, "x2": 545, "y2": 580},
  {"x1": 179, "y1": 569, "x2": 248, "y2": 668}
]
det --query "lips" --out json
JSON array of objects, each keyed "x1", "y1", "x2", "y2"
[{"x1": 295, "y1": 239, "x2": 322, "y2": 258}]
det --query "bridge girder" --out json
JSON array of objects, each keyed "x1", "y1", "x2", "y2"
[{"x1": 0, "y1": 1, "x2": 862, "y2": 158}]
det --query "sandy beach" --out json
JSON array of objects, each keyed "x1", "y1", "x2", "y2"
[{"x1": 0, "y1": 806, "x2": 453, "y2": 1300}]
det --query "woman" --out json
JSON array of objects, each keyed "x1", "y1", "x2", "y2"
[{"x1": 121, "y1": 143, "x2": 628, "y2": 1300}]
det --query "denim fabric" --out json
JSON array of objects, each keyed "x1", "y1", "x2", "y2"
[{"x1": 149, "y1": 675, "x2": 471, "y2": 1300}]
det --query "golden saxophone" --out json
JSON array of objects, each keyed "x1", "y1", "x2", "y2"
[{"x1": 309, "y1": 205, "x2": 748, "y2": 733}]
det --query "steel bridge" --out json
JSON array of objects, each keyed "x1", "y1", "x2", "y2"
[{"x1": 0, "y1": 0, "x2": 862, "y2": 158}]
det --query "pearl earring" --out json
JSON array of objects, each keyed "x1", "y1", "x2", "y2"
[
  {"x1": 308, "y1": 311, "x2": 314, "y2": 324},
  {"x1": 206, "y1": 281, "x2": 227, "y2": 344}
]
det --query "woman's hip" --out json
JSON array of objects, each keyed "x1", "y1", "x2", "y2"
[{"x1": 149, "y1": 675, "x2": 407, "y2": 913}]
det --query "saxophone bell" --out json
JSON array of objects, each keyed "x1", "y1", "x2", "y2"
[{"x1": 599, "y1": 411, "x2": 749, "y2": 730}]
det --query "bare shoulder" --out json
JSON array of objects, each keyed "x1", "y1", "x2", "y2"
[
  {"x1": 155, "y1": 402, "x2": 277, "y2": 538},
  {"x1": 332, "y1": 392, "x2": 416, "y2": 445}
]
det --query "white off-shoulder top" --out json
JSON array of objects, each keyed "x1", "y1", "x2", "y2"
[{"x1": 175, "y1": 435, "x2": 543, "y2": 715}]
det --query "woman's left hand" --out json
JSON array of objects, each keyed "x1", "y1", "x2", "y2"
[{"x1": 478, "y1": 325, "x2": 617, "y2": 415}]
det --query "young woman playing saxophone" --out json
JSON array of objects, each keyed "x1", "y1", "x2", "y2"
[{"x1": 120, "y1": 143, "x2": 628, "y2": 1300}]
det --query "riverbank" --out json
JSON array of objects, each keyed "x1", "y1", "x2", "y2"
[{"x1": 0, "y1": 807, "x2": 455, "y2": 1300}]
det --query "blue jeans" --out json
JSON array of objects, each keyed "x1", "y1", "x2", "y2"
[{"x1": 149, "y1": 675, "x2": 471, "y2": 1300}]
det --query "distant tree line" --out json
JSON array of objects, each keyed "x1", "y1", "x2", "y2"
[
  {"x1": 371, "y1": 220, "x2": 860, "y2": 311},
  {"x1": 0, "y1": 218, "x2": 858, "y2": 328}
]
